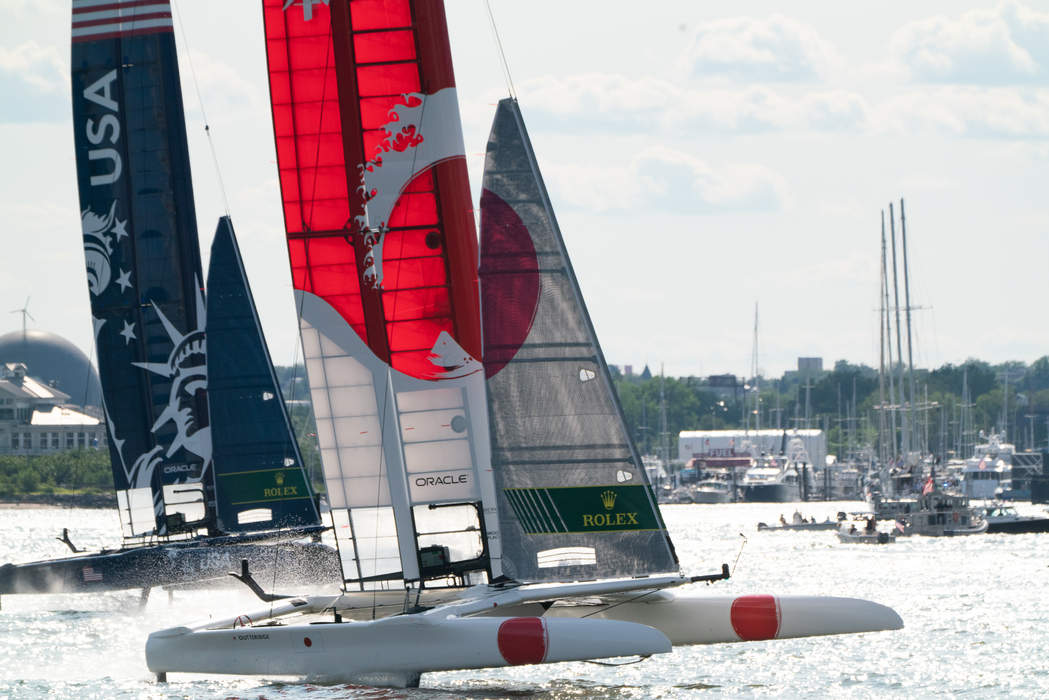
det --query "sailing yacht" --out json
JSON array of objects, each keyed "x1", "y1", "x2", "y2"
[
  {"x1": 145, "y1": 0, "x2": 901, "y2": 685},
  {"x1": 0, "y1": 0, "x2": 340, "y2": 598}
]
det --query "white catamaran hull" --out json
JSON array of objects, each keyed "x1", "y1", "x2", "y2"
[
  {"x1": 543, "y1": 592, "x2": 903, "y2": 645},
  {"x1": 146, "y1": 615, "x2": 671, "y2": 685}
]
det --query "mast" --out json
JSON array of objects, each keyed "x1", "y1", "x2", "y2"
[
  {"x1": 877, "y1": 213, "x2": 888, "y2": 468},
  {"x1": 900, "y1": 198, "x2": 919, "y2": 457},
  {"x1": 881, "y1": 214, "x2": 899, "y2": 462},
  {"x1": 888, "y1": 202, "x2": 909, "y2": 457}
]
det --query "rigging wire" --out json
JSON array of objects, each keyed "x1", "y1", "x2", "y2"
[
  {"x1": 484, "y1": 0, "x2": 517, "y2": 99},
  {"x1": 171, "y1": 0, "x2": 231, "y2": 218}
]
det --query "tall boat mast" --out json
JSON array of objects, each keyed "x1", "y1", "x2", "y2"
[
  {"x1": 880, "y1": 212, "x2": 899, "y2": 462},
  {"x1": 888, "y1": 203, "x2": 909, "y2": 457},
  {"x1": 71, "y1": 0, "x2": 212, "y2": 537},
  {"x1": 899, "y1": 198, "x2": 919, "y2": 456},
  {"x1": 877, "y1": 213, "x2": 888, "y2": 468}
]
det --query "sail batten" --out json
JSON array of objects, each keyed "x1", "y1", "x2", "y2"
[{"x1": 480, "y1": 99, "x2": 677, "y2": 582}]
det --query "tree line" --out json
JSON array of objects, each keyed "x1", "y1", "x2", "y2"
[{"x1": 5, "y1": 356, "x2": 1047, "y2": 497}]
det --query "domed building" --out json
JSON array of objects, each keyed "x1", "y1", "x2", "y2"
[{"x1": 0, "y1": 329, "x2": 102, "y2": 408}]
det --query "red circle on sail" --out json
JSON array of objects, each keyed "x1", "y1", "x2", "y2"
[
  {"x1": 479, "y1": 188, "x2": 540, "y2": 378},
  {"x1": 497, "y1": 617, "x2": 548, "y2": 665},
  {"x1": 730, "y1": 595, "x2": 780, "y2": 641}
]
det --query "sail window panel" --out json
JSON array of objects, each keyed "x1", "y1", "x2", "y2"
[
  {"x1": 279, "y1": 64, "x2": 336, "y2": 103},
  {"x1": 403, "y1": 439, "x2": 473, "y2": 472},
  {"x1": 387, "y1": 192, "x2": 439, "y2": 227},
  {"x1": 353, "y1": 29, "x2": 416, "y2": 64},
  {"x1": 349, "y1": 0, "x2": 412, "y2": 31},
  {"x1": 328, "y1": 385, "x2": 379, "y2": 418},
  {"x1": 292, "y1": 162, "x2": 349, "y2": 198},
  {"x1": 350, "y1": 0, "x2": 412, "y2": 30},
  {"x1": 382, "y1": 256, "x2": 448, "y2": 293},
  {"x1": 400, "y1": 408, "x2": 471, "y2": 444},
  {"x1": 303, "y1": 235, "x2": 358, "y2": 264},
  {"x1": 335, "y1": 444, "x2": 385, "y2": 476},
  {"x1": 118, "y1": 487, "x2": 156, "y2": 537},
  {"x1": 297, "y1": 327, "x2": 320, "y2": 361},
  {"x1": 537, "y1": 547, "x2": 597, "y2": 569},
  {"x1": 356, "y1": 63, "x2": 420, "y2": 98},
  {"x1": 416, "y1": 530, "x2": 484, "y2": 564},
  {"x1": 320, "y1": 356, "x2": 372, "y2": 386},
  {"x1": 386, "y1": 318, "x2": 454, "y2": 352},
  {"x1": 396, "y1": 387, "x2": 464, "y2": 413},
  {"x1": 380, "y1": 287, "x2": 451, "y2": 325},
  {"x1": 310, "y1": 387, "x2": 332, "y2": 419},
  {"x1": 262, "y1": 5, "x2": 288, "y2": 40},
  {"x1": 381, "y1": 227, "x2": 446, "y2": 261},
  {"x1": 331, "y1": 415, "x2": 383, "y2": 446},
  {"x1": 284, "y1": 193, "x2": 350, "y2": 232},
  {"x1": 314, "y1": 417, "x2": 335, "y2": 449},
  {"x1": 338, "y1": 476, "x2": 392, "y2": 509},
  {"x1": 309, "y1": 263, "x2": 361, "y2": 296}
]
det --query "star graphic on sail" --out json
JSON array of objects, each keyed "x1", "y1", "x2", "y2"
[
  {"x1": 282, "y1": 0, "x2": 328, "y2": 22},
  {"x1": 112, "y1": 217, "x2": 128, "y2": 241},
  {"x1": 119, "y1": 320, "x2": 136, "y2": 344},
  {"x1": 116, "y1": 269, "x2": 132, "y2": 293}
]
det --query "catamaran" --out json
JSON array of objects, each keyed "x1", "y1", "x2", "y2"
[
  {"x1": 145, "y1": 0, "x2": 901, "y2": 686},
  {"x1": 0, "y1": 0, "x2": 340, "y2": 600}
]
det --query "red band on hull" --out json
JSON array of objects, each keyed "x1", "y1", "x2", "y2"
[
  {"x1": 730, "y1": 595, "x2": 781, "y2": 641},
  {"x1": 497, "y1": 617, "x2": 548, "y2": 665}
]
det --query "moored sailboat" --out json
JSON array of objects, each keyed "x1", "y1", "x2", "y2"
[{"x1": 146, "y1": 0, "x2": 901, "y2": 685}]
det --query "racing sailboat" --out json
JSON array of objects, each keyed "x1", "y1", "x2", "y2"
[
  {"x1": 0, "y1": 0, "x2": 338, "y2": 598},
  {"x1": 145, "y1": 0, "x2": 900, "y2": 686}
]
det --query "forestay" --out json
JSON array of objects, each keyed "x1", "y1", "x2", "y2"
[
  {"x1": 261, "y1": 0, "x2": 498, "y2": 587},
  {"x1": 71, "y1": 0, "x2": 212, "y2": 537},
  {"x1": 206, "y1": 218, "x2": 322, "y2": 534},
  {"x1": 479, "y1": 98, "x2": 678, "y2": 582}
]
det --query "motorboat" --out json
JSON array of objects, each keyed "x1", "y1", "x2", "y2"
[{"x1": 980, "y1": 504, "x2": 1049, "y2": 534}]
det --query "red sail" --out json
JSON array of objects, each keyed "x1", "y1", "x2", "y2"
[{"x1": 263, "y1": 0, "x2": 480, "y2": 379}]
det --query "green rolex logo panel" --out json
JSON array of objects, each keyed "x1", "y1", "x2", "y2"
[
  {"x1": 218, "y1": 467, "x2": 311, "y2": 506},
  {"x1": 504, "y1": 485, "x2": 660, "y2": 534}
]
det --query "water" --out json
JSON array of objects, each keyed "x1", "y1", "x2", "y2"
[{"x1": 2, "y1": 502, "x2": 1047, "y2": 698}]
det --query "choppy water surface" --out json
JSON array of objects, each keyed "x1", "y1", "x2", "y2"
[{"x1": 2, "y1": 502, "x2": 1048, "y2": 699}]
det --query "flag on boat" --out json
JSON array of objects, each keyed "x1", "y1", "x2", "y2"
[
  {"x1": 81, "y1": 566, "x2": 103, "y2": 582},
  {"x1": 922, "y1": 477, "x2": 934, "y2": 495}
]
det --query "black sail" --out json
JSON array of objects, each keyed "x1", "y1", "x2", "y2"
[
  {"x1": 206, "y1": 217, "x2": 321, "y2": 533},
  {"x1": 71, "y1": 1, "x2": 211, "y2": 537},
  {"x1": 479, "y1": 98, "x2": 677, "y2": 582}
]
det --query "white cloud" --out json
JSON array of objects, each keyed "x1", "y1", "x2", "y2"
[
  {"x1": 891, "y1": 1, "x2": 1049, "y2": 84},
  {"x1": 512, "y1": 74, "x2": 870, "y2": 134},
  {"x1": 0, "y1": 41, "x2": 65, "y2": 94},
  {"x1": 544, "y1": 146, "x2": 788, "y2": 215},
  {"x1": 681, "y1": 14, "x2": 840, "y2": 83},
  {"x1": 877, "y1": 88, "x2": 1049, "y2": 139}
]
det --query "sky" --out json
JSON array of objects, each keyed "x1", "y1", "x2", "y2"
[{"x1": 2, "y1": 0, "x2": 1048, "y2": 379}]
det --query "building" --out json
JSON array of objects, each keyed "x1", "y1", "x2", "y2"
[
  {"x1": 0, "y1": 329, "x2": 102, "y2": 407},
  {"x1": 0, "y1": 363, "x2": 106, "y2": 455},
  {"x1": 678, "y1": 428, "x2": 826, "y2": 471}
]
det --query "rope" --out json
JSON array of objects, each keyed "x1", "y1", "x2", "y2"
[
  {"x1": 171, "y1": 1, "x2": 231, "y2": 218},
  {"x1": 484, "y1": 0, "x2": 517, "y2": 99}
]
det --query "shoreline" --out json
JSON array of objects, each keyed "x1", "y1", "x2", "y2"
[{"x1": 0, "y1": 493, "x2": 116, "y2": 509}]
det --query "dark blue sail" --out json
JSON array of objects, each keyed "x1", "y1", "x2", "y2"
[
  {"x1": 71, "y1": 1, "x2": 212, "y2": 537},
  {"x1": 207, "y1": 218, "x2": 321, "y2": 533}
]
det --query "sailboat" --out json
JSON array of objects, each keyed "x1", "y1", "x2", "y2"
[
  {"x1": 145, "y1": 0, "x2": 900, "y2": 686},
  {"x1": 0, "y1": 0, "x2": 338, "y2": 598}
]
